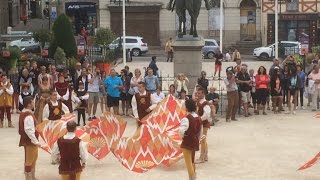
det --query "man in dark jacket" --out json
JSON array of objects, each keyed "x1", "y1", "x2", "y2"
[{"x1": 148, "y1": 56, "x2": 159, "y2": 77}]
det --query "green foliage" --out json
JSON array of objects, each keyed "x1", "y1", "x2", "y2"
[
  {"x1": 33, "y1": 29, "x2": 52, "y2": 48},
  {"x1": 94, "y1": 49, "x2": 116, "y2": 64},
  {"x1": 0, "y1": 47, "x2": 21, "y2": 69},
  {"x1": 67, "y1": 57, "x2": 77, "y2": 68},
  {"x1": 54, "y1": 47, "x2": 67, "y2": 65},
  {"x1": 311, "y1": 46, "x2": 320, "y2": 54},
  {"x1": 50, "y1": 14, "x2": 77, "y2": 58},
  {"x1": 94, "y1": 28, "x2": 116, "y2": 46},
  {"x1": 293, "y1": 54, "x2": 303, "y2": 65}
]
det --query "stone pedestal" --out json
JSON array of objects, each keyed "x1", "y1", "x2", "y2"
[{"x1": 172, "y1": 36, "x2": 204, "y2": 95}]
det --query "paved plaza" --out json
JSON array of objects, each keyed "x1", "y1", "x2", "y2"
[{"x1": 1, "y1": 61, "x2": 320, "y2": 180}]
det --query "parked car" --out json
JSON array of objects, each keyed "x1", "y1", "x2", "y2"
[
  {"x1": 202, "y1": 39, "x2": 220, "y2": 59},
  {"x1": 9, "y1": 38, "x2": 39, "y2": 48},
  {"x1": 108, "y1": 36, "x2": 148, "y2": 57},
  {"x1": 253, "y1": 41, "x2": 302, "y2": 60},
  {"x1": 21, "y1": 45, "x2": 41, "y2": 54}
]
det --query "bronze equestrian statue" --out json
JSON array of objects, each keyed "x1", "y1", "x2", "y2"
[{"x1": 167, "y1": 0, "x2": 216, "y2": 38}]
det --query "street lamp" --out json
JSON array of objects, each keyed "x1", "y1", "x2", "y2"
[
  {"x1": 122, "y1": 0, "x2": 126, "y2": 66},
  {"x1": 275, "y1": 0, "x2": 279, "y2": 59},
  {"x1": 219, "y1": 0, "x2": 223, "y2": 52}
]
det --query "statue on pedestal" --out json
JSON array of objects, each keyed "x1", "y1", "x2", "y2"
[{"x1": 167, "y1": 0, "x2": 217, "y2": 37}]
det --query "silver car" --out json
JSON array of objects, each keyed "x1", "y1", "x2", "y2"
[{"x1": 202, "y1": 39, "x2": 220, "y2": 59}]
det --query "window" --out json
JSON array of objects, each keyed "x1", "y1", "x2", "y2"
[
  {"x1": 125, "y1": 38, "x2": 137, "y2": 43},
  {"x1": 287, "y1": 0, "x2": 299, "y2": 12},
  {"x1": 205, "y1": 41, "x2": 215, "y2": 46}
]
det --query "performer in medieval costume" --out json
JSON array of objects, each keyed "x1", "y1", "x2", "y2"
[
  {"x1": 51, "y1": 120, "x2": 88, "y2": 180},
  {"x1": 19, "y1": 85, "x2": 32, "y2": 111},
  {"x1": 180, "y1": 99, "x2": 202, "y2": 180},
  {"x1": 55, "y1": 72, "x2": 72, "y2": 112},
  {"x1": 131, "y1": 82, "x2": 156, "y2": 128},
  {"x1": 34, "y1": 76, "x2": 51, "y2": 123},
  {"x1": 43, "y1": 90, "x2": 70, "y2": 121},
  {"x1": 19, "y1": 96, "x2": 41, "y2": 180},
  {"x1": 195, "y1": 87, "x2": 212, "y2": 164},
  {"x1": 0, "y1": 73, "x2": 14, "y2": 128},
  {"x1": 73, "y1": 81, "x2": 89, "y2": 126}
]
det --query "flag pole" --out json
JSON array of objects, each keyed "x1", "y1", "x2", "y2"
[
  {"x1": 275, "y1": 0, "x2": 279, "y2": 59},
  {"x1": 219, "y1": 0, "x2": 223, "y2": 52}
]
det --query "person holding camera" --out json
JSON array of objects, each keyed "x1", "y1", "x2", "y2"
[
  {"x1": 224, "y1": 70, "x2": 239, "y2": 122},
  {"x1": 87, "y1": 69, "x2": 102, "y2": 120}
]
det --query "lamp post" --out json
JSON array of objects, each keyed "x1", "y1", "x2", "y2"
[
  {"x1": 122, "y1": 0, "x2": 126, "y2": 66},
  {"x1": 219, "y1": 0, "x2": 223, "y2": 52},
  {"x1": 275, "y1": 0, "x2": 279, "y2": 59}
]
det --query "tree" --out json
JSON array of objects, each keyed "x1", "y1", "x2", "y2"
[
  {"x1": 54, "y1": 47, "x2": 67, "y2": 65},
  {"x1": 33, "y1": 29, "x2": 52, "y2": 48},
  {"x1": 94, "y1": 28, "x2": 116, "y2": 46},
  {"x1": 49, "y1": 14, "x2": 77, "y2": 58}
]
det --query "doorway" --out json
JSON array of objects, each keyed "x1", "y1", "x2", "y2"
[{"x1": 240, "y1": 0, "x2": 257, "y2": 41}]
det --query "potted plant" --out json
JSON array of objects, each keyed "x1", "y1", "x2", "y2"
[{"x1": 95, "y1": 49, "x2": 116, "y2": 74}]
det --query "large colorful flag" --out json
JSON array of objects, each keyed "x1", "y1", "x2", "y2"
[
  {"x1": 111, "y1": 95, "x2": 187, "y2": 173},
  {"x1": 84, "y1": 112, "x2": 127, "y2": 160},
  {"x1": 36, "y1": 114, "x2": 90, "y2": 153},
  {"x1": 298, "y1": 152, "x2": 320, "y2": 170}
]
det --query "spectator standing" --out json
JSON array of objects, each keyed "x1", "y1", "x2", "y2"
[
  {"x1": 38, "y1": 66, "x2": 52, "y2": 88},
  {"x1": 281, "y1": 65, "x2": 290, "y2": 106},
  {"x1": 174, "y1": 73, "x2": 189, "y2": 95},
  {"x1": 312, "y1": 54, "x2": 320, "y2": 64},
  {"x1": 255, "y1": 66, "x2": 270, "y2": 115},
  {"x1": 308, "y1": 65, "x2": 320, "y2": 111},
  {"x1": 19, "y1": 69, "x2": 32, "y2": 94},
  {"x1": 197, "y1": 71, "x2": 209, "y2": 94},
  {"x1": 234, "y1": 59, "x2": 242, "y2": 76},
  {"x1": 73, "y1": 81, "x2": 89, "y2": 126},
  {"x1": 9, "y1": 68, "x2": 20, "y2": 113},
  {"x1": 144, "y1": 69, "x2": 160, "y2": 94},
  {"x1": 214, "y1": 50, "x2": 223, "y2": 77},
  {"x1": 270, "y1": 67, "x2": 283, "y2": 113},
  {"x1": 130, "y1": 69, "x2": 144, "y2": 95},
  {"x1": 104, "y1": 69, "x2": 123, "y2": 115},
  {"x1": 149, "y1": 56, "x2": 159, "y2": 77},
  {"x1": 179, "y1": 89, "x2": 189, "y2": 102},
  {"x1": 237, "y1": 66, "x2": 252, "y2": 117},
  {"x1": 120, "y1": 69, "x2": 131, "y2": 116},
  {"x1": 232, "y1": 49, "x2": 241, "y2": 62},
  {"x1": 125, "y1": 65, "x2": 133, "y2": 79},
  {"x1": 165, "y1": 37, "x2": 174, "y2": 62},
  {"x1": 306, "y1": 65, "x2": 317, "y2": 107},
  {"x1": 34, "y1": 76, "x2": 51, "y2": 123},
  {"x1": 74, "y1": 63, "x2": 82, "y2": 83},
  {"x1": 50, "y1": 65, "x2": 58, "y2": 85},
  {"x1": 296, "y1": 65, "x2": 306, "y2": 109},
  {"x1": 87, "y1": 70, "x2": 101, "y2": 120},
  {"x1": 269, "y1": 59, "x2": 280, "y2": 77},
  {"x1": 249, "y1": 69, "x2": 257, "y2": 113},
  {"x1": 55, "y1": 73, "x2": 72, "y2": 112},
  {"x1": 225, "y1": 50, "x2": 231, "y2": 62},
  {"x1": 75, "y1": 68, "x2": 89, "y2": 92},
  {"x1": 100, "y1": 71, "x2": 108, "y2": 112},
  {"x1": 224, "y1": 71, "x2": 239, "y2": 122},
  {"x1": 286, "y1": 67, "x2": 300, "y2": 115},
  {"x1": 29, "y1": 61, "x2": 39, "y2": 96}
]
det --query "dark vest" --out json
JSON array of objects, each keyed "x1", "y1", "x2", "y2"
[
  {"x1": 48, "y1": 101, "x2": 63, "y2": 120},
  {"x1": 197, "y1": 100, "x2": 210, "y2": 128},
  {"x1": 181, "y1": 114, "x2": 202, "y2": 151},
  {"x1": 76, "y1": 90, "x2": 87, "y2": 109},
  {"x1": 19, "y1": 111, "x2": 39, "y2": 146},
  {"x1": 135, "y1": 92, "x2": 151, "y2": 127},
  {"x1": 19, "y1": 92, "x2": 32, "y2": 111},
  {"x1": 57, "y1": 137, "x2": 82, "y2": 175}
]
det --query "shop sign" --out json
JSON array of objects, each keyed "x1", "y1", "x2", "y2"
[
  {"x1": 2, "y1": 50, "x2": 10, "y2": 57},
  {"x1": 41, "y1": 49, "x2": 49, "y2": 57},
  {"x1": 77, "y1": 46, "x2": 85, "y2": 55}
]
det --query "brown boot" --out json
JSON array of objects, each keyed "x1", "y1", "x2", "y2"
[
  {"x1": 8, "y1": 121, "x2": 14, "y2": 128},
  {"x1": 25, "y1": 172, "x2": 32, "y2": 180}
]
